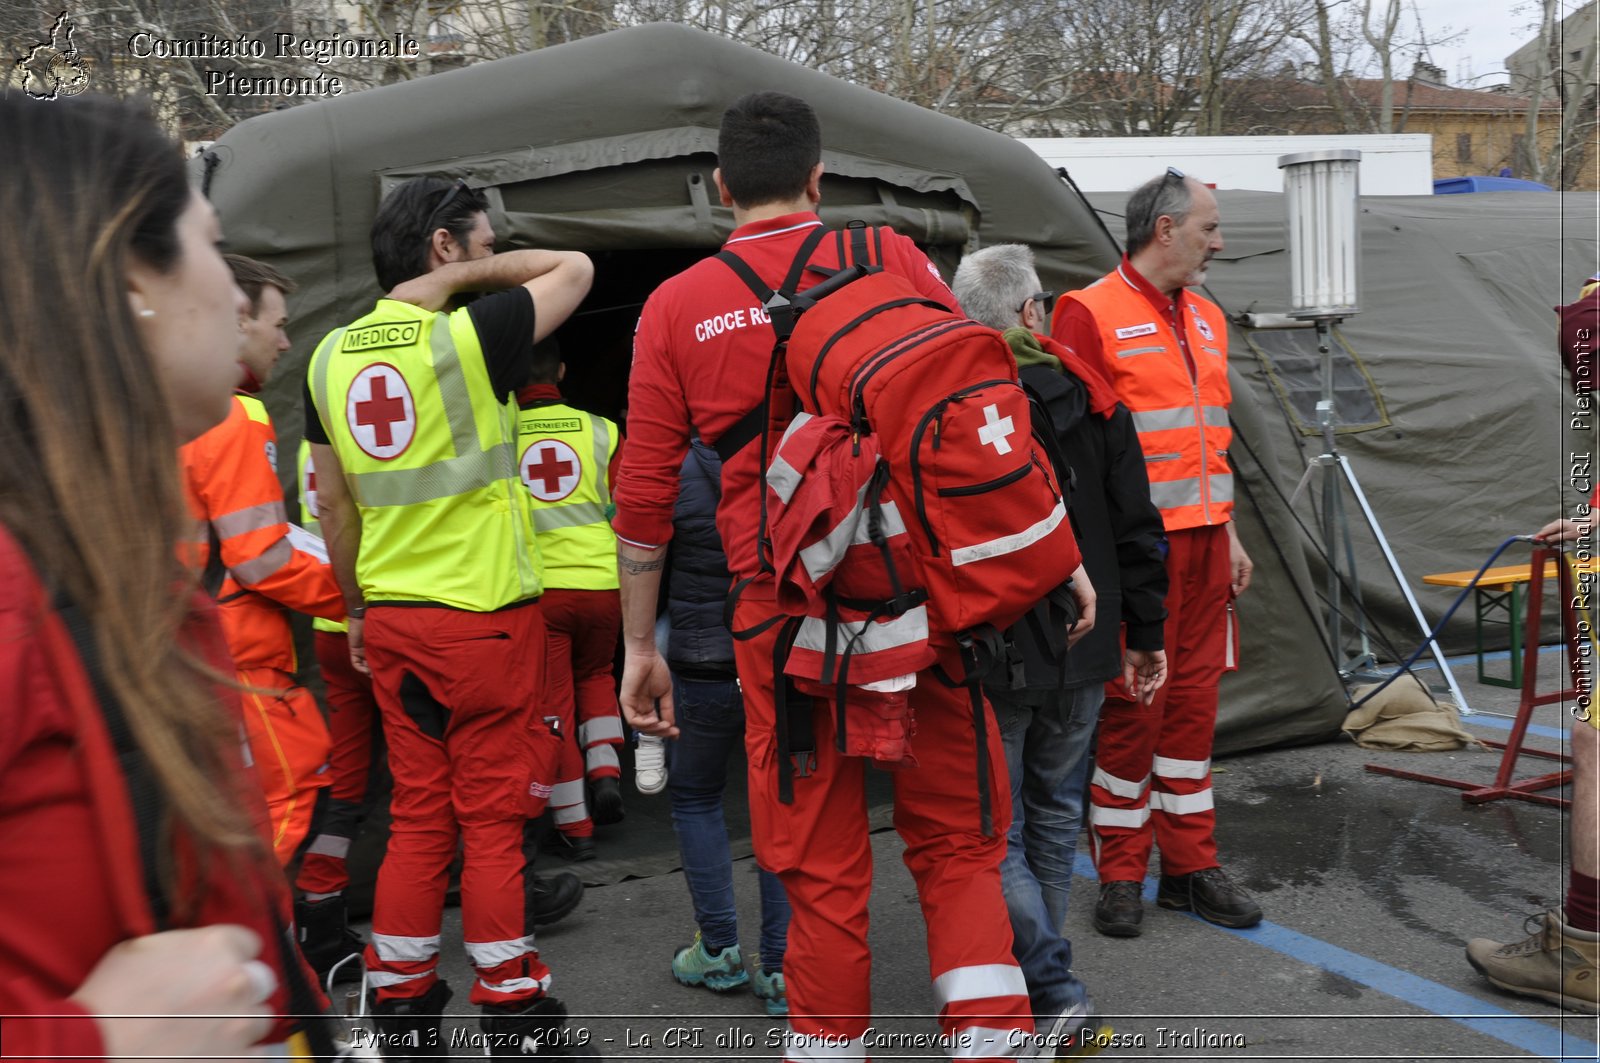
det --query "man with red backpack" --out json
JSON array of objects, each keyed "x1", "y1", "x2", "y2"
[{"x1": 615, "y1": 92, "x2": 1092, "y2": 1060}]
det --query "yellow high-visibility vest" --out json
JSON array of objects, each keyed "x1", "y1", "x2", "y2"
[{"x1": 517, "y1": 402, "x2": 619, "y2": 591}]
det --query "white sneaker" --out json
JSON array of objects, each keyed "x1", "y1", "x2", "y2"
[{"x1": 635, "y1": 734, "x2": 668, "y2": 795}]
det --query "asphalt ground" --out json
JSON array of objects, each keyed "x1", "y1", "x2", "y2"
[{"x1": 328, "y1": 647, "x2": 1600, "y2": 1062}]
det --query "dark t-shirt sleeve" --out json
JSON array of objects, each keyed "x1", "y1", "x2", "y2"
[
  {"x1": 303, "y1": 377, "x2": 328, "y2": 444},
  {"x1": 467, "y1": 287, "x2": 537, "y2": 398}
]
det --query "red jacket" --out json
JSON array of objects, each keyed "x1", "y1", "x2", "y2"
[
  {"x1": 180, "y1": 394, "x2": 343, "y2": 672},
  {"x1": 0, "y1": 526, "x2": 314, "y2": 1056},
  {"x1": 613, "y1": 212, "x2": 957, "y2": 582}
]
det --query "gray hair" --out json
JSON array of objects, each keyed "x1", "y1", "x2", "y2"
[
  {"x1": 1125, "y1": 172, "x2": 1196, "y2": 256},
  {"x1": 953, "y1": 243, "x2": 1040, "y2": 331}
]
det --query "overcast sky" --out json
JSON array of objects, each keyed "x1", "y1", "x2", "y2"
[{"x1": 1405, "y1": 0, "x2": 1554, "y2": 86}]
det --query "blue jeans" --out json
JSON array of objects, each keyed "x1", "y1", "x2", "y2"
[
  {"x1": 667, "y1": 676, "x2": 791, "y2": 967},
  {"x1": 991, "y1": 682, "x2": 1103, "y2": 1020}
]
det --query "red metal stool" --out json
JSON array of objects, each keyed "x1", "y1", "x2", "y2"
[{"x1": 1366, "y1": 545, "x2": 1588, "y2": 809}]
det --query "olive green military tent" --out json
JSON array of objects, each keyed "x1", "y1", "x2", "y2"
[{"x1": 201, "y1": 22, "x2": 1349, "y2": 755}]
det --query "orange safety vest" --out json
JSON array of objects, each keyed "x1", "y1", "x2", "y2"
[
  {"x1": 180, "y1": 395, "x2": 344, "y2": 672},
  {"x1": 1062, "y1": 265, "x2": 1234, "y2": 531}
]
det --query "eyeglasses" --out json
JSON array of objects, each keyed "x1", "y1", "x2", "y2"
[
  {"x1": 1017, "y1": 290, "x2": 1055, "y2": 315},
  {"x1": 424, "y1": 178, "x2": 471, "y2": 235}
]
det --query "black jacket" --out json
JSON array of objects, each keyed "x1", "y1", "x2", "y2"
[
  {"x1": 664, "y1": 439, "x2": 737, "y2": 680},
  {"x1": 990, "y1": 358, "x2": 1169, "y2": 691}
]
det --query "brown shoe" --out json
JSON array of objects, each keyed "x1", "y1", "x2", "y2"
[{"x1": 1466, "y1": 910, "x2": 1600, "y2": 1014}]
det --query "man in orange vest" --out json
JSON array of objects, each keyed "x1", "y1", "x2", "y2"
[
  {"x1": 1052, "y1": 169, "x2": 1262, "y2": 936},
  {"x1": 180, "y1": 255, "x2": 344, "y2": 866}
]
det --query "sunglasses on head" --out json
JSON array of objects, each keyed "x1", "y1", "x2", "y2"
[{"x1": 424, "y1": 178, "x2": 472, "y2": 235}]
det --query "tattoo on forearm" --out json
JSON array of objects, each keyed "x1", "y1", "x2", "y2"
[{"x1": 620, "y1": 555, "x2": 665, "y2": 574}]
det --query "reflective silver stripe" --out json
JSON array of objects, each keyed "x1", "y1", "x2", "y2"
[
  {"x1": 950, "y1": 1026, "x2": 1029, "y2": 1059},
  {"x1": 1132, "y1": 405, "x2": 1229, "y2": 433},
  {"x1": 432, "y1": 317, "x2": 478, "y2": 458},
  {"x1": 1151, "y1": 788, "x2": 1215, "y2": 815},
  {"x1": 768, "y1": 453, "x2": 803, "y2": 505},
  {"x1": 592, "y1": 418, "x2": 612, "y2": 506},
  {"x1": 1091, "y1": 767, "x2": 1149, "y2": 799},
  {"x1": 794, "y1": 606, "x2": 929, "y2": 656},
  {"x1": 949, "y1": 500, "x2": 1066, "y2": 568},
  {"x1": 580, "y1": 716, "x2": 624, "y2": 744},
  {"x1": 799, "y1": 483, "x2": 907, "y2": 585},
  {"x1": 532, "y1": 500, "x2": 609, "y2": 532},
  {"x1": 550, "y1": 779, "x2": 585, "y2": 806},
  {"x1": 1117, "y1": 345, "x2": 1167, "y2": 358},
  {"x1": 212, "y1": 500, "x2": 287, "y2": 539},
  {"x1": 1210, "y1": 473, "x2": 1235, "y2": 504},
  {"x1": 1154, "y1": 755, "x2": 1210, "y2": 780},
  {"x1": 767, "y1": 413, "x2": 814, "y2": 504},
  {"x1": 464, "y1": 936, "x2": 537, "y2": 967},
  {"x1": 347, "y1": 442, "x2": 517, "y2": 507},
  {"x1": 1143, "y1": 452, "x2": 1182, "y2": 462},
  {"x1": 476, "y1": 972, "x2": 552, "y2": 995},
  {"x1": 1089, "y1": 804, "x2": 1150, "y2": 829},
  {"x1": 367, "y1": 970, "x2": 430, "y2": 988},
  {"x1": 306, "y1": 834, "x2": 352, "y2": 859},
  {"x1": 784, "y1": 1030, "x2": 866, "y2": 1062},
  {"x1": 371, "y1": 932, "x2": 441, "y2": 961},
  {"x1": 553, "y1": 805, "x2": 588, "y2": 825},
  {"x1": 301, "y1": 890, "x2": 341, "y2": 902},
  {"x1": 1148, "y1": 476, "x2": 1201, "y2": 510},
  {"x1": 586, "y1": 745, "x2": 621, "y2": 772},
  {"x1": 308, "y1": 328, "x2": 347, "y2": 439},
  {"x1": 229, "y1": 537, "x2": 294, "y2": 585},
  {"x1": 933, "y1": 963, "x2": 1029, "y2": 1007}
]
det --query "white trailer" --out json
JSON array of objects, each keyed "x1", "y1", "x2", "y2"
[{"x1": 1019, "y1": 134, "x2": 1434, "y2": 196}]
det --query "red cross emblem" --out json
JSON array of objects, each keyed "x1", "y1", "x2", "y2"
[
  {"x1": 520, "y1": 438, "x2": 582, "y2": 502},
  {"x1": 345, "y1": 363, "x2": 415, "y2": 460}
]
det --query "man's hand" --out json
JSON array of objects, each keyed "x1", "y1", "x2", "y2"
[
  {"x1": 620, "y1": 649, "x2": 677, "y2": 738},
  {"x1": 1535, "y1": 516, "x2": 1593, "y2": 544},
  {"x1": 1122, "y1": 648, "x2": 1168, "y2": 705},
  {"x1": 347, "y1": 615, "x2": 369, "y2": 676},
  {"x1": 1226, "y1": 521, "x2": 1253, "y2": 596},
  {"x1": 1066, "y1": 563, "x2": 1097, "y2": 648}
]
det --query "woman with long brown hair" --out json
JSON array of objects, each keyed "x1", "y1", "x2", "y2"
[{"x1": 0, "y1": 92, "x2": 325, "y2": 1059}]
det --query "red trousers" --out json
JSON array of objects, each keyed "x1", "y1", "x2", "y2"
[
  {"x1": 296, "y1": 630, "x2": 381, "y2": 898},
  {"x1": 1090, "y1": 524, "x2": 1230, "y2": 881},
  {"x1": 540, "y1": 588, "x2": 623, "y2": 838},
  {"x1": 238, "y1": 667, "x2": 332, "y2": 866},
  {"x1": 361, "y1": 602, "x2": 562, "y2": 1008},
  {"x1": 735, "y1": 595, "x2": 1033, "y2": 1060}
]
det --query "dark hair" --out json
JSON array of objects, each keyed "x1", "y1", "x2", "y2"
[
  {"x1": 371, "y1": 176, "x2": 490, "y2": 291},
  {"x1": 0, "y1": 93, "x2": 264, "y2": 868},
  {"x1": 1125, "y1": 171, "x2": 1196, "y2": 256},
  {"x1": 225, "y1": 254, "x2": 295, "y2": 316},
  {"x1": 526, "y1": 336, "x2": 562, "y2": 386},
  {"x1": 717, "y1": 92, "x2": 822, "y2": 208}
]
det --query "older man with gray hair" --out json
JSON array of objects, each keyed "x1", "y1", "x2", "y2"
[
  {"x1": 1051, "y1": 170, "x2": 1261, "y2": 939},
  {"x1": 954, "y1": 243, "x2": 1168, "y2": 1046}
]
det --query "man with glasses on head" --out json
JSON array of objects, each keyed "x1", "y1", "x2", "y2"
[
  {"x1": 1051, "y1": 168, "x2": 1262, "y2": 938},
  {"x1": 306, "y1": 176, "x2": 596, "y2": 1056},
  {"x1": 954, "y1": 244, "x2": 1168, "y2": 1046}
]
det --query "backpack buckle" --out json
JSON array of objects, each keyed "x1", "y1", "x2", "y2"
[{"x1": 790, "y1": 750, "x2": 818, "y2": 778}]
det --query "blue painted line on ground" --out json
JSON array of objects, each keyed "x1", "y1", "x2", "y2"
[
  {"x1": 1411, "y1": 644, "x2": 1565, "y2": 671},
  {"x1": 1464, "y1": 713, "x2": 1572, "y2": 742},
  {"x1": 1071, "y1": 853, "x2": 1599, "y2": 1060}
]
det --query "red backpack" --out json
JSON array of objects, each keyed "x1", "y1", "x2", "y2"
[{"x1": 715, "y1": 223, "x2": 1083, "y2": 831}]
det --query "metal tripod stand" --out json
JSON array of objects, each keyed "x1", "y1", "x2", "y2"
[{"x1": 1287, "y1": 320, "x2": 1471, "y2": 714}]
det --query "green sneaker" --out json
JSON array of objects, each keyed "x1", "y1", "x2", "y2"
[
  {"x1": 751, "y1": 962, "x2": 788, "y2": 1017},
  {"x1": 671, "y1": 933, "x2": 748, "y2": 991}
]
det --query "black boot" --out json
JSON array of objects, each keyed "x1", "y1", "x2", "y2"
[
  {"x1": 371, "y1": 980, "x2": 452, "y2": 1060},
  {"x1": 295, "y1": 896, "x2": 366, "y2": 985},
  {"x1": 531, "y1": 871, "x2": 584, "y2": 926},
  {"x1": 481, "y1": 996, "x2": 602, "y2": 1058}
]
